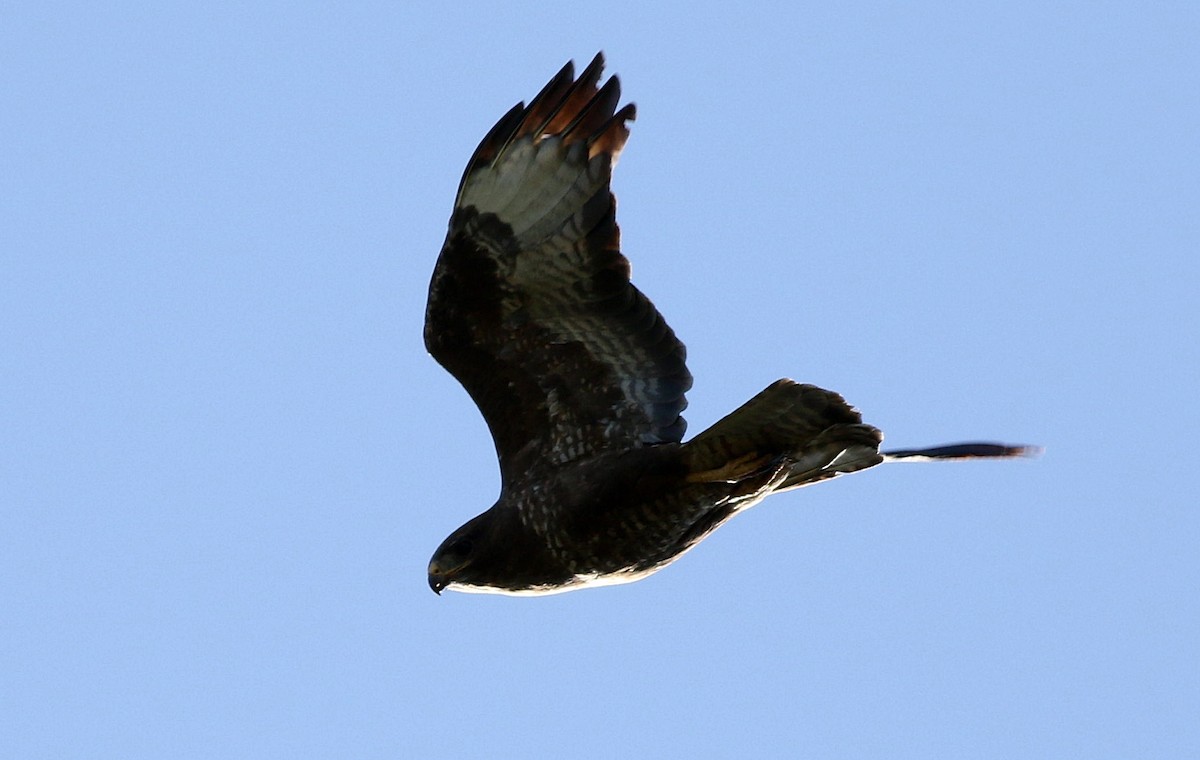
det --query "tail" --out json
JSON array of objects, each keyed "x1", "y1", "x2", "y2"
[
  {"x1": 684, "y1": 379, "x2": 1040, "y2": 496},
  {"x1": 685, "y1": 379, "x2": 884, "y2": 494}
]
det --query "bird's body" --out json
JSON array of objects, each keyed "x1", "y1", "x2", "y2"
[
  {"x1": 444, "y1": 445, "x2": 698, "y2": 595},
  {"x1": 424, "y1": 54, "x2": 1033, "y2": 596}
]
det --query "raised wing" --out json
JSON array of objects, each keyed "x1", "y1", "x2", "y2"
[{"x1": 425, "y1": 54, "x2": 692, "y2": 486}]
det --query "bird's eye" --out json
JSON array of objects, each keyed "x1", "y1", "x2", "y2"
[{"x1": 449, "y1": 538, "x2": 474, "y2": 558}]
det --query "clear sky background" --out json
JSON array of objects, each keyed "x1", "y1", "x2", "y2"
[{"x1": 4, "y1": 2, "x2": 1197, "y2": 758}]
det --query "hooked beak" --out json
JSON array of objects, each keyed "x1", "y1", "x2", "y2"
[{"x1": 428, "y1": 572, "x2": 447, "y2": 596}]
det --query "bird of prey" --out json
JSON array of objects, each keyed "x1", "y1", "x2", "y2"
[{"x1": 424, "y1": 54, "x2": 1033, "y2": 596}]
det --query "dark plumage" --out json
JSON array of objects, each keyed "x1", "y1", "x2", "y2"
[{"x1": 424, "y1": 54, "x2": 1034, "y2": 596}]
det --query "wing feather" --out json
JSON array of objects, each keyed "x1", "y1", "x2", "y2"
[{"x1": 425, "y1": 53, "x2": 692, "y2": 486}]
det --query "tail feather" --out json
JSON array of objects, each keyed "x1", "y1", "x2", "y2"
[
  {"x1": 686, "y1": 379, "x2": 883, "y2": 492},
  {"x1": 685, "y1": 379, "x2": 1039, "y2": 497},
  {"x1": 689, "y1": 379, "x2": 870, "y2": 450}
]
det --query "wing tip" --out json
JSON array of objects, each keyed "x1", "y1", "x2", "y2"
[
  {"x1": 882, "y1": 442, "x2": 1043, "y2": 461},
  {"x1": 589, "y1": 102, "x2": 637, "y2": 163},
  {"x1": 461, "y1": 53, "x2": 635, "y2": 182}
]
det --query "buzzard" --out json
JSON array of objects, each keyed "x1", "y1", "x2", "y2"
[{"x1": 425, "y1": 54, "x2": 1033, "y2": 596}]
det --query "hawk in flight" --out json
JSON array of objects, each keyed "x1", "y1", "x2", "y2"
[{"x1": 425, "y1": 54, "x2": 1033, "y2": 596}]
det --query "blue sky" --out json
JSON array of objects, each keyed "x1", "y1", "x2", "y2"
[{"x1": 4, "y1": 2, "x2": 1197, "y2": 757}]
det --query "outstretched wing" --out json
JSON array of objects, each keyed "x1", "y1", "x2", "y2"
[{"x1": 425, "y1": 54, "x2": 692, "y2": 486}]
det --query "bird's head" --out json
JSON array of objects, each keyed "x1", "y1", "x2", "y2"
[
  {"x1": 428, "y1": 507, "x2": 569, "y2": 596},
  {"x1": 427, "y1": 513, "x2": 491, "y2": 595}
]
